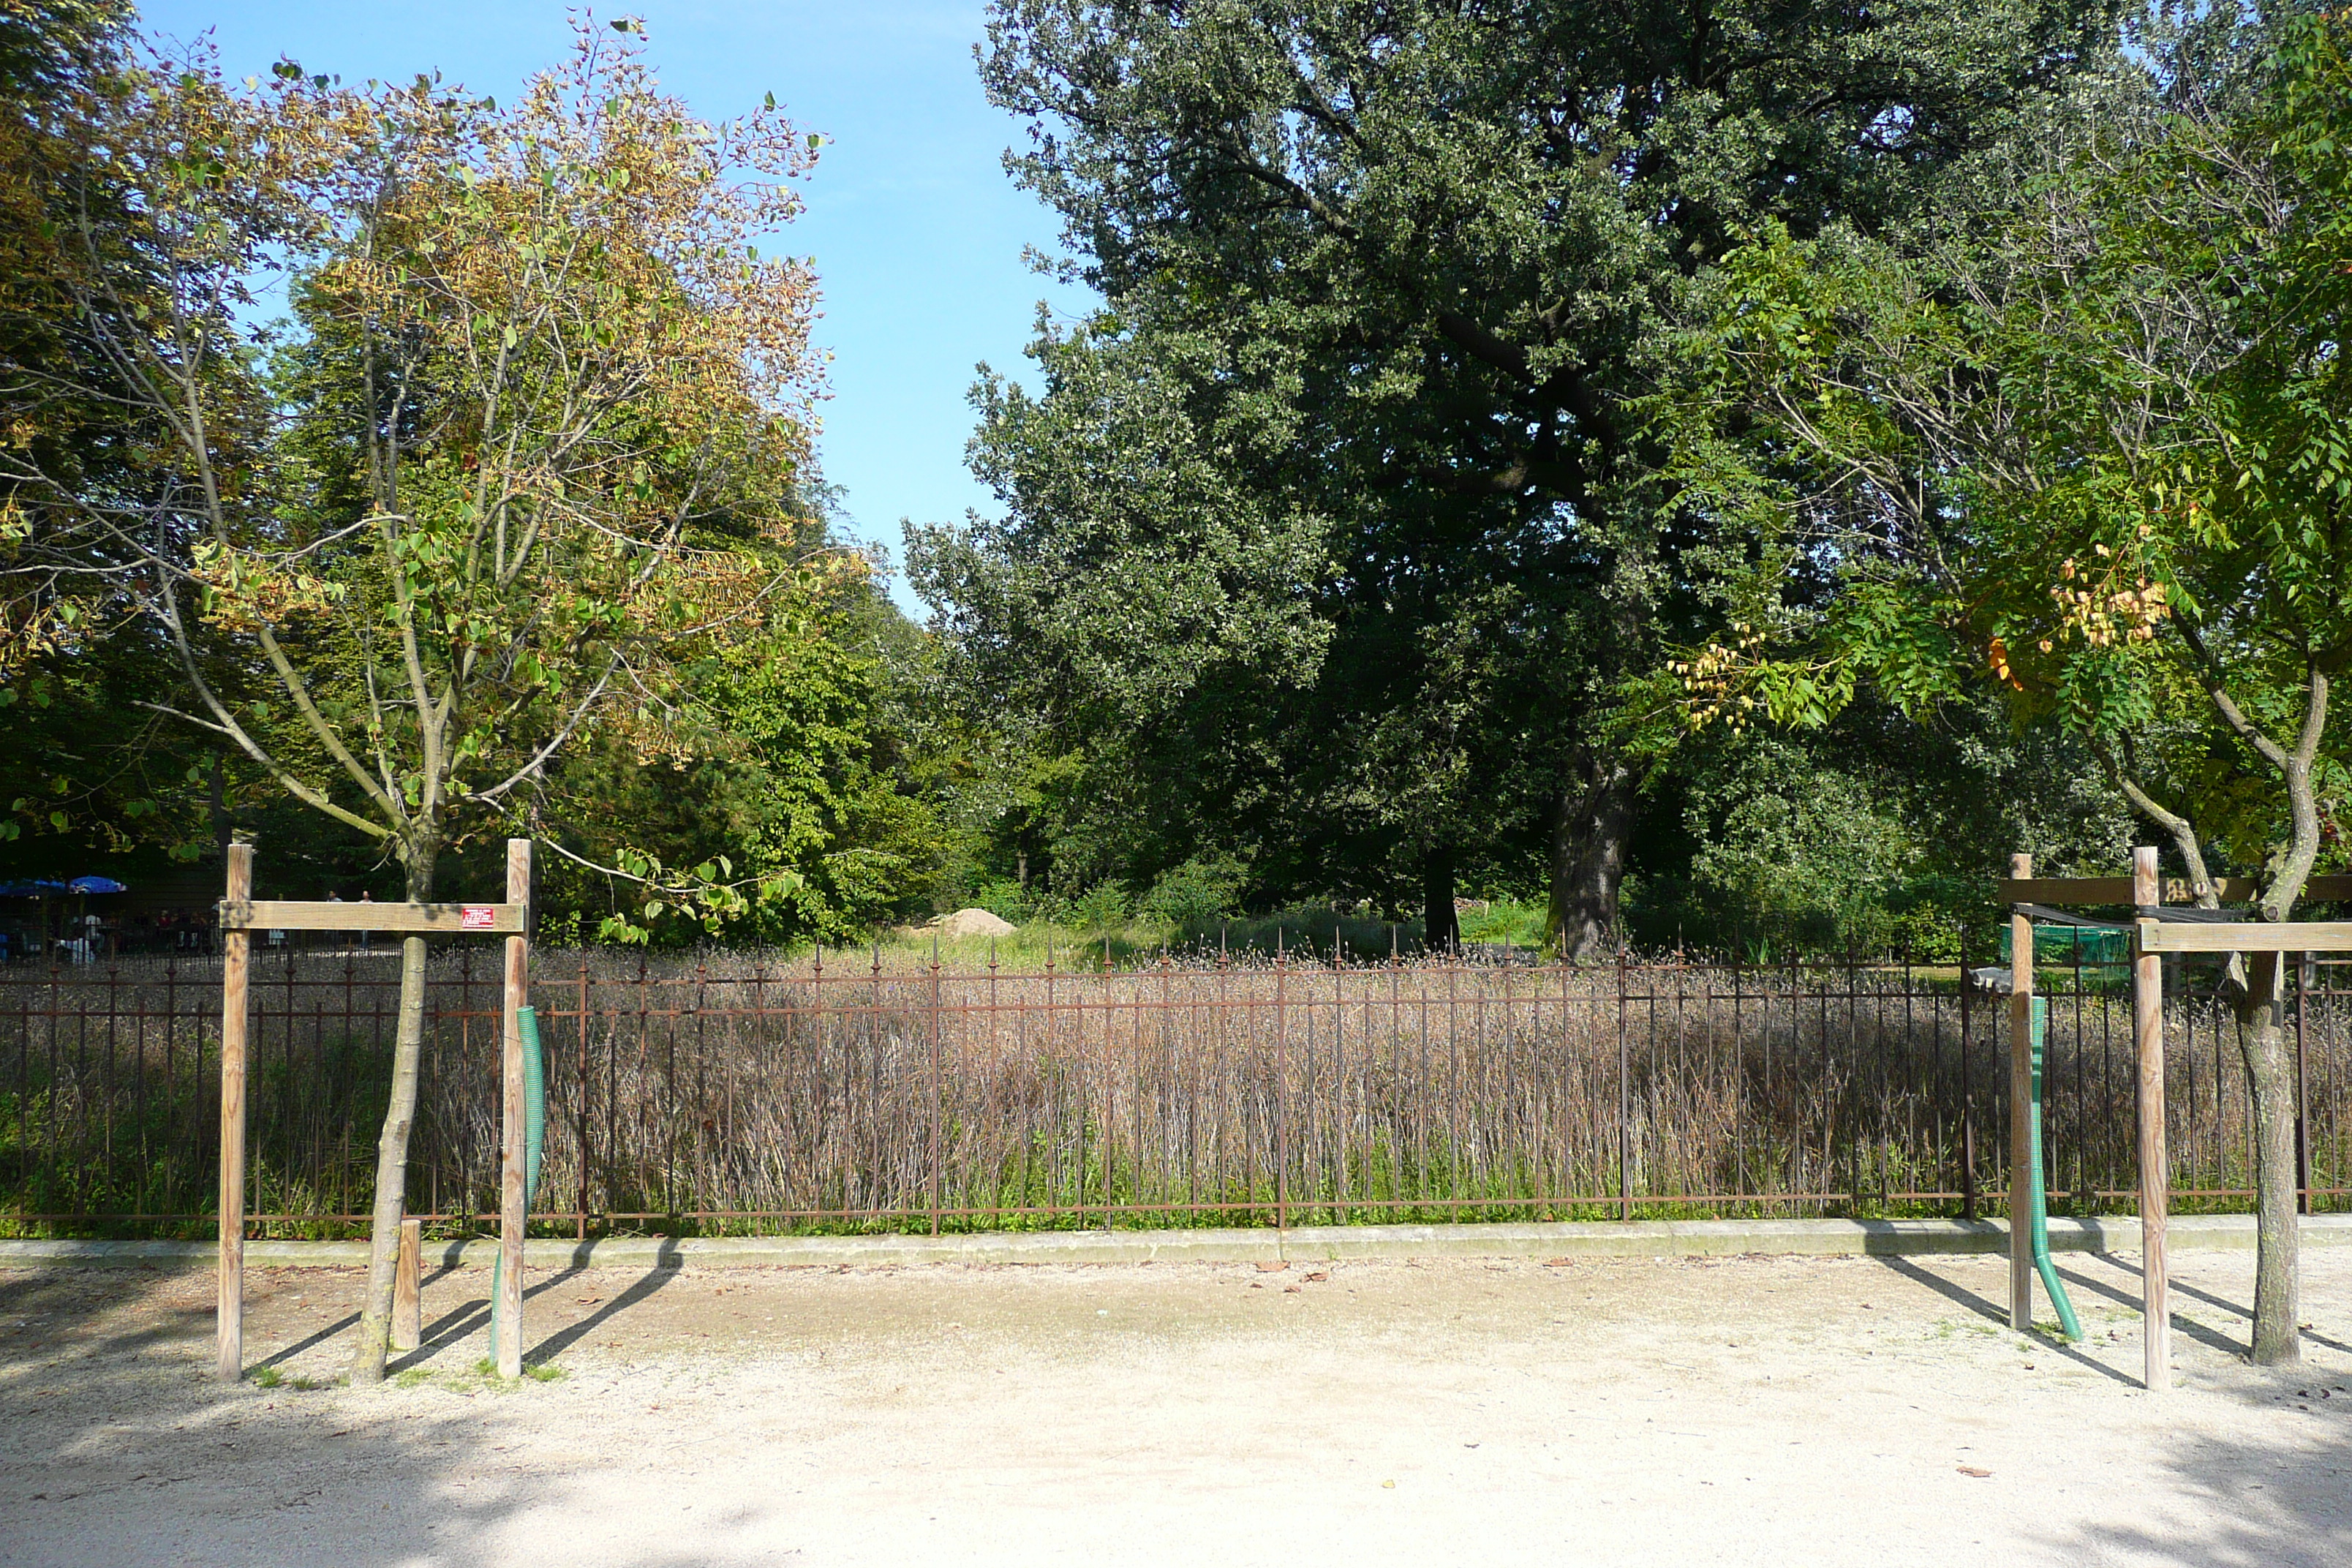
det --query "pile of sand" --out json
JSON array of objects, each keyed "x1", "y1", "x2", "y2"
[{"x1": 925, "y1": 907, "x2": 1018, "y2": 938}]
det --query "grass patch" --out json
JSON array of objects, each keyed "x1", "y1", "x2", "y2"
[
  {"x1": 250, "y1": 1365, "x2": 330, "y2": 1391},
  {"x1": 385, "y1": 1354, "x2": 559, "y2": 1392}
]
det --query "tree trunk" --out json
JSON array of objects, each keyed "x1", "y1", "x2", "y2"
[
  {"x1": 2234, "y1": 951, "x2": 2302, "y2": 1365},
  {"x1": 350, "y1": 853, "x2": 435, "y2": 1386},
  {"x1": 1549, "y1": 755, "x2": 1633, "y2": 962},
  {"x1": 1423, "y1": 845, "x2": 1459, "y2": 955}
]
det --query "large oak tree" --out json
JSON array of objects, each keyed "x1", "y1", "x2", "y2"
[{"x1": 918, "y1": 0, "x2": 2121, "y2": 951}]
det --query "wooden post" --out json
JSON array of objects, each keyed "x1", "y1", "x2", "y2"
[
  {"x1": 2296, "y1": 953, "x2": 2313, "y2": 1216},
  {"x1": 216, "y1": 842, "x2": 254, "y2": 1382},
  {"x1": 2133, "y1": 845, "x2": 2170, "y2": 1392},
  {"x1": 495, "y1": 838, "x2": 532, "y2": 1378},
  {"x1": 2008, "y1": 853, "x2": 2033, "y2": 1332},
  {"x1": 392, "y1": 1216, "x2": 421, "y2": 1352}
]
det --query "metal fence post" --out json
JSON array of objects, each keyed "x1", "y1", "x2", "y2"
[
  {"x1": 1617, "y1": 950, "x2": 1632, "y2": 1221},
  {"x1": 930, "y1": 935, "x2": 943, "y2": 1237}
]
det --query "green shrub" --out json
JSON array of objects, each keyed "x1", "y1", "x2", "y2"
[{"x1": 1141, "y1": 856, "x2": 1248, "y2": 927}]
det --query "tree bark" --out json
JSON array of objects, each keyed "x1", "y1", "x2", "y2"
[
  {"x1": 2234, "y1": 951, "x2": 2303, "y2": 1365},
  {"x1": 1422, "y1": 845, "x2": 1459, "y2": 955},
  {"x1": 350, "y1": 851, "x2": 436, "y2": 1386},
  {"x1": 1549, "y1": 755, "x2": 1633, "y2": 962}
]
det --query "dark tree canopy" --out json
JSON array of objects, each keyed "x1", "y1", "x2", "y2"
[{"x1": 919, "y1": 0, "x2": 2122, "y2": 951}]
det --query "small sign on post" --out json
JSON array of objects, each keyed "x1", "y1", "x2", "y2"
[{"x1": 461, "y1": 905, "x2": 497, "y2": 930}]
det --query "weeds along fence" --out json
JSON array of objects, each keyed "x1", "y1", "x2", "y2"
[{"x1": 3, "y1": 944, "x2": 2348, "y2": 1239}]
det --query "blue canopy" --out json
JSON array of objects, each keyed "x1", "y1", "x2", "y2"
[{"x1": 68, "y1": 876, "x2": 128, "y2": 894}]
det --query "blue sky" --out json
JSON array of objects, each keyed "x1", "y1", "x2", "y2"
[{"x1": 135, "y1": 1, "x2": 1093, "y2": 614}]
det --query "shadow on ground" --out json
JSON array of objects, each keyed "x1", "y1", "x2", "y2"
[
  {"x1": 2052, "y1": 1420, "x2": 2352, "y2": 1566},
  {"x1": 0, "y1": 1262, "x2": 696, "y2": 1568}
]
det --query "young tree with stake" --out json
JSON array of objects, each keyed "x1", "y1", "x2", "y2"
[
  {"x1": 1, "y1": 18, "x2": 823, "y2": 1382},
  {"x1": 1661, "y1": 11, "x2": 2352, "y2": 1364}
]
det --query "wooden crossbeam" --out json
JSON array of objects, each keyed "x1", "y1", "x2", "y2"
[
  {"x1": 216, "y1": 899, "x2": 526, "y2": 935},
  {"x1": 2135, "y1": 919, "x2": 2352, "y2": 954},
  {"x1": 1999, "y1": 873, "x2": 2352, "y2": 905}
]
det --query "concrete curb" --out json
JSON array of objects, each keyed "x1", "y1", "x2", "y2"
[{"x1": 3, "y1": 1213, "x2": 2347, "y2": 1270}]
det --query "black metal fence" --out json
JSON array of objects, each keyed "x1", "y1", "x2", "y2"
[{"x1": 3, "y1": 942, "x2": 2346, "y2": 1239}]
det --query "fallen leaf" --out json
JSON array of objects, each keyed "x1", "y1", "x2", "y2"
[
  {"x1": 1957, "y1": 1466, "x2": 1992, "y2": 1479},
  {"x1": 1255, "y1": 1261, "x2": 1288, "y2": 1273},
  {"x1": 1284, "y1": 1286, "x2": 1302, "y2": 1294},
  {"x1": 575, "y1": 1297, "x2": 601, "y2": 1305},
  {"x1": 1543, "y1": 1257, "x2": 1573, "y2": 1267},
  {"x1": 1382, "y1": 1480, "x2": 1395, "y2": 1489},
  {"x1": 1305, "y1": 1272, "x2": 1329, "y2": 1283}
]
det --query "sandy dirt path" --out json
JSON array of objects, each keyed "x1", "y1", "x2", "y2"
[{"x1": 1, "y1": 1246, "x2": 2347, "y2": 1567}]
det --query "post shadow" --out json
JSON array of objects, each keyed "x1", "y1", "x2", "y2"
[
  {"x1": 2046, "y1": 1261, "x2": 2249, "y2": 1361},
  {"x1": 523, "y1": 1240, "x2": 684, "y2": 1365},
  {"x1": 388, "y1": 1236, "x2": 686, "y2": 1371},
  {"x1": 1872, "y1": 1254, "x2": 2138, "y2": 1387},
  {"x1": 255, "y1": 1311, "x2": 361, "y2": 1369},
  {"x1": 2092, "y1": 1255, "x2": 2352, "y2": 1357}
]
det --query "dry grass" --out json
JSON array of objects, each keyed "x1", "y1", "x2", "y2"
[{"x1": 3, "y1": 950, "x2": 2345, "y2": 1236}]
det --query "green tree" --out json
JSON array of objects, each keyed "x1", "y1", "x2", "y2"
[
  {"x1": 1666, "y1": 7, "x2": 2352, "y2": 1361},
  {"x1": 0, "y1": 19, "x2": 825, "y2": 1380},
  {"x1": 0, "y1": 0, "x2": 230, "y2": 859},
  {"x1": 919, "y1": 0, "x2": 2120, "y2": 952},
  {"x1": 1629, "y1": 704, "x2": 2133, "y2": 960},
  {"x1": 540, "y1": 561, "x2": 950, "y2": 946}
]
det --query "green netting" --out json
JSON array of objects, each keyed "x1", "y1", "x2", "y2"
[{"x1": 1999, "y1": 922, "x2": 2130, "y2": 966}]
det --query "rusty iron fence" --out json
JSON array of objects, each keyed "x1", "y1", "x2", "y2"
[{"x1": 3, "y1": 942, "x2": 2347, "y2": 1239}]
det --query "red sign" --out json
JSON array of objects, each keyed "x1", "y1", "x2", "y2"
[{"x1": 460, "y1": 905, "x2": 497, "y2": 930}]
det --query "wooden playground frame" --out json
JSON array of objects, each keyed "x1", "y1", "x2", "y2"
[
  {"x1": 214, "y1": 838, "x2": 534, "y2": 1381},
  {"x1": 2002, "y1": 847, "x2": 2352, "y2": 1392}
]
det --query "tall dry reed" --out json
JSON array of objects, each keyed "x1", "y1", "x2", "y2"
[{"x1": 2, "y1": 949, "x2": 2344, "y2": 1236}]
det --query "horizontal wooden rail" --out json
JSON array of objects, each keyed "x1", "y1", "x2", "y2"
[
  {"x1": 2136, "y1": 919, "x2": 2352, "y2": 954},
  {"x1": 1999, "y1": 873, "x2": 2352, "y2": 906},
  {"x1": 215, "y1": 899, "x2": 526, "y2": 935}
]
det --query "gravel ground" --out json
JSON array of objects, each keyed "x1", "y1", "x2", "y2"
[{"x1": 1, "y1": 1245, "x2": 2348, "y2": 1567}]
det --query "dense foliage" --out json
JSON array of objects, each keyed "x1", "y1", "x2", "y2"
[
  {"x1": 911, "y1": 0, "x2": 2125, "y2": 955},
  {"x1": 0, "y1": 8, "x2": 940, "y2": 946},
  {"x1": 1652, "y1": 1, "x2": 2351, "y2": 1362}
]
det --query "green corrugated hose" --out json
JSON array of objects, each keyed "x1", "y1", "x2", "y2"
[
  {"x1": 2029, "y1": 997, "x2": 2084, "y2": 1342},
  {"x1": 489, "y1": 1003, "x2": 546, "y2": 1352}
]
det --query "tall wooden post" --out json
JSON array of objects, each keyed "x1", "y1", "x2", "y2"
[
  {"x1": 2008, "y1": 853, "x2": 2034, "y2": 1332},
  {"x1": 216, "y1": 841, "x2": 254, "y2": 1382},
  {"x1": 496, "y1": 838, "x2": 532, "y2": 1378},
  {"x1": 2133, "y1": 845, "x2": 2170, "y2": 1391}
]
